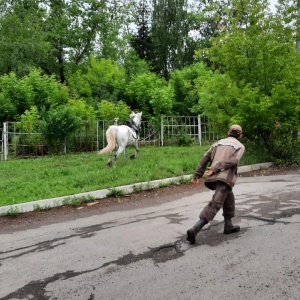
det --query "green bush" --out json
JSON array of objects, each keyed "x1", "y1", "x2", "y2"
[{"x1": 41, "y1": 105, "x2": 81, "y2": 154}]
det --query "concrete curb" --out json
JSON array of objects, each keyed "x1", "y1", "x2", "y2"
[{"x1": 0, "y1": 162, "x2": 274, "y2": 216}]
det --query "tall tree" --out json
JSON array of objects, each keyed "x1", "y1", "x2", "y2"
[
  {"x1": 169, "y1": 63, "x2": 210, "y2": 115},
  {"x1": 0, "y1": 0, "x2": 136, "y2": 83},
  {"x1": 276, "y1": 0, "x2": 300, "y2": 50},
  {"x1": 130, "y1": 0, "x2": 153, "y2": 62},
  {"x1": 43, "y1": 0, "x2": 108, "y2": 83},
  {"x1": 194, "y1": 0, "x2": 300, "y2": 159},
  {"x1": 94, "y1": 0, "x2": 138, "y2": 63},
  {"x1": 190, "y1": 0, "x2": 231, "y2": 68},
  {"x1": 68, "y1": 56, "x2": 126, "y2": 108},
  {"x1": 150, "y1": 0, "x2": 195, "y2": 79},
  {"x1": 0, "y1": 0, "x2": 50, "y2": 78}
]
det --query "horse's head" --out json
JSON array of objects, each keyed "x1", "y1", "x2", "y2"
[{"x1": 130, "y1": 112, "x2": 142, "y2": 127}]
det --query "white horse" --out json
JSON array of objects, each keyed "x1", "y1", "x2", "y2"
[{"x1": 99, "y1": 112, "x2": 142, "y2": 166}]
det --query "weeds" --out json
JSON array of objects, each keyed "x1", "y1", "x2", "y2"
[
  {"x1": 159, "y1": 182, "x2": 172, "y2": 189},
  {"x1": 7, "y1": 206, "x2": 20, "y2": 217},
  {"x1": 133, "y1": 185, "x2": 142, "y2": 193},
  {"x1": 70, "y1": 198, "x2": 82, "y2": 207},
  {"x1": 70, "y1": 195, "x2": 95, "y2": 207},
  {"x1": 33, "y1": 204, "x2": 52, "y2": 211},
  {"x1": 107, "y1": 188, "x2": 126, "y2": 197}
]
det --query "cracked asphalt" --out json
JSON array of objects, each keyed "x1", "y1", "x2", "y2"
[{"x1": 0, "y1": 169, "x2": 300, "y2": 300}]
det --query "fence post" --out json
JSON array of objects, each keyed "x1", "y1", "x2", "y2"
[
  {"x1": 198, "y1": 115, "x2": 202, "y2": 146},
  {"x1": 0, "y1": 124, "x2": 2, "y2": 161},
  {"x1": 96, "y1": 121, "x2": 99, "y2": 152},
  {"x1": 102, "y1": 121, "x2": 105, "y2": 149},
  {"x1": 64, "y1": 138, "x2": 67, "y2": 154},
  {"x1": 161, "y1": 116, "x2": 164, "y2": 146},
  {"x1": 3, "y1": 122, "x2": 8, "y2": 160}
]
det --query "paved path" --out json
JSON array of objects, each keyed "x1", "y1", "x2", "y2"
[{"x1": 0, "y1": 170, "x2": 300, "y2": 300}]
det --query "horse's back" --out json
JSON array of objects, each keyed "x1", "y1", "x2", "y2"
[
  {"x1": 115, "y1": 125, "x2": 133, "y2": 145},
  {"x1": 99, "y1": 124, "x2": 136, "y2": 154}
]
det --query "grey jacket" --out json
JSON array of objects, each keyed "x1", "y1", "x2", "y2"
[{"x1": 194, "y1": 136, "x2": 245, "y2": 190}]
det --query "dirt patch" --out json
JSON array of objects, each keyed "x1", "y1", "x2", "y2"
[{"x1": 0, "y1": 164, "x2": 299, "y2": 233}]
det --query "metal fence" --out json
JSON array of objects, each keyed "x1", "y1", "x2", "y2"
[
  {"x1": 0, "y1": 126, "x2": 3, "y2": 161},
  {"x1": 160, "y1": 116, "x2": 218, "y2": 146},
  {"x1": 1, "y1": 116, "x2": 217, "y2": 160}
]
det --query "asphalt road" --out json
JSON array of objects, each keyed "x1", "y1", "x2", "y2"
[{"x1": 1, "y1": 171, "x2": 300, "y2": 300}]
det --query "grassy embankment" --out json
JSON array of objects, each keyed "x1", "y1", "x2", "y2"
[{"x1": 0, "y1": 144, "x2": 272, "y2": 207}]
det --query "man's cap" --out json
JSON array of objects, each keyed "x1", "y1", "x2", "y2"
[{"x1": 228, "y1": 124, "x2": 242, "y2": 137}]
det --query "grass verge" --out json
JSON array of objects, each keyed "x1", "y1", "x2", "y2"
[{"x1": 0, "y1": 144, "x2": 273, "y2": 207}]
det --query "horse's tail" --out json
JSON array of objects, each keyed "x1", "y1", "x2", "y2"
[{"x1": 98, "y1": 127, "x2": 116, "y2": 154}]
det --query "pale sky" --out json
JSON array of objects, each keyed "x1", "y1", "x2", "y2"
[{"x1": 269, "y1": 0, "x2": 278, "y2": 12}]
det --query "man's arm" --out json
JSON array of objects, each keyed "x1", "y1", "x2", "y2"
[{"x1": 191, "y1": 148, "x2": 212, "y2": 183}]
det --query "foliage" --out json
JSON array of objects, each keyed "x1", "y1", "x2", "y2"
[
  {"x1": 177, "y1": 131, "x2": 194, "y2": 147},
  {"x1": 130, "y1": 0, "x2": 153, "y2": 62},
  {"x1": 189, "y1": 0, "x2": 231, "y2": 67},
  {"x1": 0, "y1": 69, "x2": 70, "y2": 122},
  {"x1": 68, "y1": 56, "x2": 126, "y2": 107},
  {"x1": 107, "y1": 188, "x2": 126, "y2": 197},
  {"x1": 97, "y1": 100, "x2": 132, "y2": 122},
  {"x1": 22, "y1": 69, "x2": 69, "y2": 113},
  {"x1": 0, "y1": 0, "x2": 298, "y2": 163},
  {"x1": 17, "y1": 106, "x2": 43, "y2": 145},
  {"x1": 193, "y1": 71, "x2": 241, "y2": 132},
  {"x1": 68, "y1": 99, "x2": 97, "y2": 121},
  {"x1": 0, "y1": 0, "x2": 50, "y2": 78},
  {"x1": 19, "y1": 106, "x2": 41, "y2": 124},
  {"x1": 6, "y1": 206, "x2": 20, "y2": 217},
  {"x1": 150, "y1": 86, "x2": 173, "y2": 118},
  {"x1": 0, "y1": 0, "x2": 135, "y2": 82},
  {"x1": 93, "y1": 0, "x2": 137, "y2": 62},
  {"x1": 125, "y1": 72, "x2": 171, "y2": 120},
  {"x1": 169, "y1": 62, "x2": 212, "y2": 115},
  {"x1": 122, "y1": 50, "x2": 151, "y2": 82},
  {"x1": 150, "y1": 0, "x2": 196, "y2": 79},
  {"x1": 0, "y1": 72, "x2": 34, "y2": 121},
  {"x1": 193, "y1": 0, "x2": 300, "y2": 160},
  {"x1": 41, "y1": 105, "x2": 81, "y2": 154}
]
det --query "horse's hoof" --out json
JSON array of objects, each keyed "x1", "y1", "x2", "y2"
[
  {"x1": 130, "y1": 155, "x2": 136, "y2": 160},
  {"x1": 107, "y1": 159, "x2": 113, "y2": 167}
]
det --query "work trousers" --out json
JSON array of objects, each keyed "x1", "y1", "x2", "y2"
[{"x1": 200, "y1": 181, "x2": 235, "y2": 222}]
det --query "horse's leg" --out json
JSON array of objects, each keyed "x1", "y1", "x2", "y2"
[
  {"x1": 107, "y1": 155, "x2": 113, "y2": 167},
  {"x1": 108, "y1": 143, "x2": 119, "y2": 167},
  {"x1": 115, "y1": 145, "x2": 125, "y2": 163},
  {"x1": 123, "y1": 148, "x2": 126, "y2": 163},
  {"x1": 130, "y1": 141, "x2": 139, "y2": 159}
]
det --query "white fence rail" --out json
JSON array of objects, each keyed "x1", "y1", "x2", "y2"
[
  {"x1": 160, "y1": 115, "x2": 218, "y2": 146},
  {"x1": 1, "y1": 116, "x2": 217, "y2": 160}
]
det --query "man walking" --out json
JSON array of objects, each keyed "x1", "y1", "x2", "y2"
[{"x1": 187, "y1": 124, "x2": 245, "y2": 244}]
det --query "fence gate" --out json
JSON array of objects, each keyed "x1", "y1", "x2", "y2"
[{"x1": 160, "y1": 116, "x2": 218, "y2": 146}]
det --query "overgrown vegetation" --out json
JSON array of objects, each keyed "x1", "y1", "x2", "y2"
[
  {"x1": 0, "y1": 144, "x2": 275, "y2": 207},
  {"x1": 107, "y1": 188, "x2": 127, "y2": 197},
  {"x1": 0, "y1": 1, "x2": 298, "y2": 161}
]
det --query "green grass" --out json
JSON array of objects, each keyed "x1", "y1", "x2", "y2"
[{"x1": 0, "y1": 144, "x2": 272, "y2": 207}]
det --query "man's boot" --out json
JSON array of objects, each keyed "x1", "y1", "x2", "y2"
[
  {"x1": 224, "y1": 218, "x2": 240, "y2": 234},
  {"x1": 187, "y1": 218, "x2": 208, "y2": 244}
]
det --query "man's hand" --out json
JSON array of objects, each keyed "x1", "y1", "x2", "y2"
[
  {"x1": 204, "y1": 167, "x2": 214, "y2": 177},
  {"x1": 191, "y1": 177, "x2": 200, "y2": 184}
]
